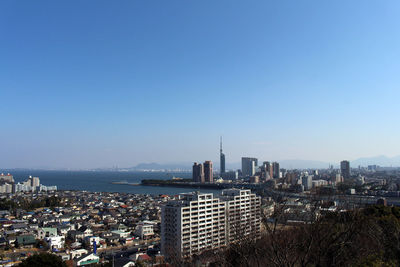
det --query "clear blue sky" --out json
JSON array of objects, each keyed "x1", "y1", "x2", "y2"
[{"x1": 1, "y1": 0, "x2": 400, "y2": 169}]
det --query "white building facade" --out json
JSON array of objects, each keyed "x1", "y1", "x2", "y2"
[
  {"x1": 45, "y1": 235, "x2": 65, "y2": 250},
  {"x1": 135, "y1": 222, "x2": 154, "y2": 239},
  {"x1": 221, "y1": 189, "x2": 261, "y2": 243},
  {"x1": 161, "y1": 192, "x2": 227, "y2": 259},
  {"x1": 161, "y1": 189, "x2": 261, "y2": 260}
]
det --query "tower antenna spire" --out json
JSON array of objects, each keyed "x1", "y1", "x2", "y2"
[{"x1": 219, "y1": 136, "x2": 225, "y2": 176}]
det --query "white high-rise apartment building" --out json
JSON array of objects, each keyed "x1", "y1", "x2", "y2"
[
  {"x1": 0, "y1": 173, "x2": 14, "y2": 183},
  {"x1": 161, "y1": 192, "x2": 226, "y2": 259},
  {"x1": 221, "y1": 189, "x2": 261, "y2": 243},
  {"x1": 161, "y1": 189, "x2": 261, "y2": 260},
  {"x1": 30, "y1": 176, "x2": 40, "y2": 188},
  {"x1": 0, "y1": 183, "x2": 13, "y2": 193}
]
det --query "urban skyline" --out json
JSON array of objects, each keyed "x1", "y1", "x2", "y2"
[
  {"x1": 4, "y1": 154, "x2": 400, "y2": 171},
  {"x1": 2, "y1": 134, "x2": 400, "y2": 170},
  {"x1": 2, "y1": 1, "x2": 400, "y2": 266},
  {"x1": 2, "y1": 1, "x2": 400, "y2": 169}
]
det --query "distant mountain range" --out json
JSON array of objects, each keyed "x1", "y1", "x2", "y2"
[
  {"x1": 279, "y1": 160, "x2": 331, "y2": 169},
  {"x1": 268, "y1": 156, "x2": 400, "y2": 169},
  {"x1": 350, "y1": 155, "x2": 400, "y2": 168},
  {"x1": 129, "y1": 162, "x2": 193, "y2": 171},
  {"x1": 128, "y1": 161, "x2": 331, "y2": 171},
  {"x1": 6, "y1": 156, "x2": 399, "y2": 171},
  {"x1": 129, "y1": 155, "x2": 400, "y2": 171},
  {"x1": 275, "y1": 156, "x2": 400, "y2": 169}
]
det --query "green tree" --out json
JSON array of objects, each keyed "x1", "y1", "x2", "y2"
[
  {"x1": 135, "y1": 260, "x2": 146, "y2": 267},
  {"x1": 18, "y1": 253, "x2": 67, "y2": 267}
]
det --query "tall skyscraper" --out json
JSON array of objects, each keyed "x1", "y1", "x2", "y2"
[
  {"x1": 204, "y1": 161, "x2": 213, "y2": 183},
  {"x1": 263, "y1": 161, "x2": 273, "y2": 180},
  {"x1": 241, "y1": 157, "x2": 258, "y2": 177},
  {"x1": 340, "y1": 160, "x2": 351, "y2": 179},
  {"x1": 192, "y1": 162, "x2": 205, "y2": 183},
  {"x1": 302, "y1": 175, "x2": 313, "y2": 190},
  {"x1": 272, "y1": 162, "x2": 280, "y2": 179},
  {"x1": 220, "y1": 137, "x2": 225, "y2": 175}
]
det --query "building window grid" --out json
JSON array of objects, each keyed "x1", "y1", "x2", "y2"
[{"x1": 163, "y1": 191, "x2": 260, "y2": 259}]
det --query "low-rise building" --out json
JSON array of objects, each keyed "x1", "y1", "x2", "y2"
[
  {"x1": 76, "y1": 253, "x2": 99, "y2": 266},
  {"x1": 135, "y1": 221, "x2": 154, "y2": 239},
  {"x1": 45, "y1": 235, "x2": 65, "y2": 250}
]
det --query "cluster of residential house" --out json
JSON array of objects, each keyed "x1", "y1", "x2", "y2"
[{"x1": 0, "y1": 190, "x2": 171, "y2": 266}]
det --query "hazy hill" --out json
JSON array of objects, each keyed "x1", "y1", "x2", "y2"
[
  {"x1": 351, "y1": 155, "x2": 400, "y2": 167},
  {"x1": 279, "y1": 160, "x2": 331, "y2": 169},
  {"x1": 130, "y1": 162, "x2": 192, "y2": 171}
]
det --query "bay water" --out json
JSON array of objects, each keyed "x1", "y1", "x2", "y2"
[{"x1": 5, "y1": 170, "x2": 221, "y2": 196}]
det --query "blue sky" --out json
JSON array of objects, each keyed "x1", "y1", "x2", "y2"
[{"x1": 1, "y1": 0, "x2": 400, "y2": 169}]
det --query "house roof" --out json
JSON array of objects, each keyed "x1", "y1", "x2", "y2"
[
  {"x1": 114, "y1": 257, "x2": 134, "y2": 267},
  {"x1": 76, "y1": 253, "x2": 99, "y2": 262},
  {"x1": 17, "y1": 235, "x2": 36, "y2": 245},
  {"x1": 12, "y1": 223, "x2": 28, "y2": 229},
  {"x1": 138, "y1": 254, "x2": 151, "y2": 261}
]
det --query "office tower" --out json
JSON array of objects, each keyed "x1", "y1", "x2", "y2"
[
  {"x1": 161, "y1": 192, "x2": 227, "y2": 260},
  {"x1": 340, "y1": 160, "x2": 350, "y2": 180},
  {"x1": 31, "y1": 176, "x2": 40, "y2": 188},
  {"x1": 220, "y1": 137, "x2": 225, "y2": 175},
  {"x1": 221, "y1": 189, "x2": 261, "y2": 243},
  {"x1": 280, "y1": 168, "x2": 287, "y2": 178},
  {"x1": 260, "y1": 162, "x2": 267, "y2": 180},
  {"x1": 334, "y1": 173, "x2": 342, "y2": 184},
  {"x1": 302, "y1": 175, "x2": 313, "y2": 191},
  {"x1": 272, "y1": 162, "x2": 280, "y2": 179},
  {"x1": 368, "y1": 165, "x2": 378, "y2": 171},
  {"x1": 204, "y1": 161, "x2": 213, "y2": 183},
  {"x1": 192, "y1": 163, "x2": 205, "y2": 183},
  {"x1": 264, "y1": 161, "x2": 273, "y2": 180},
  {"x1": 241, "y1": 157, "x2": 258, "y2": 177},
  {"x1": 286, "y1": 172, "x2": 298, "y2": 185}
]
